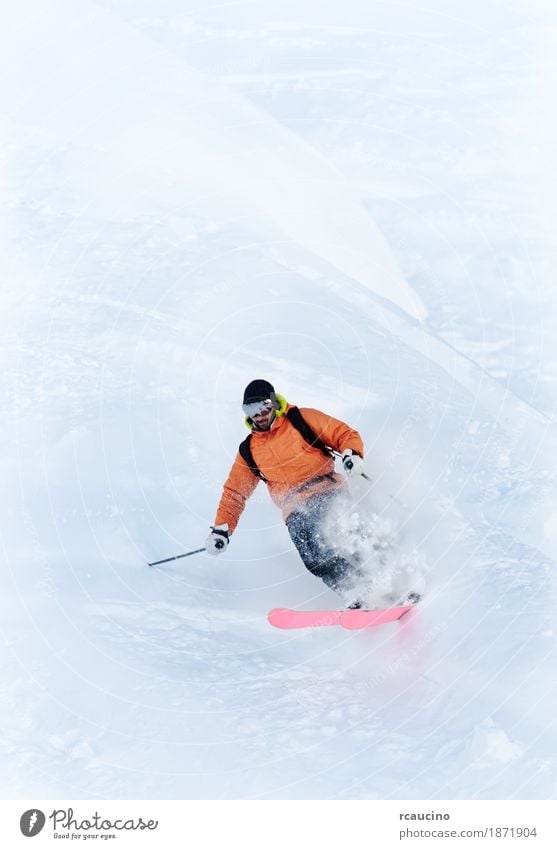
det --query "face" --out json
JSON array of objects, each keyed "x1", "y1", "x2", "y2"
[{"x1": 251, "y1": 406, "x2": 275, "y2": 430}]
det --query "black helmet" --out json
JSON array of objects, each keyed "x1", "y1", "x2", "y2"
[
  {"x1": 242, "y1": 379, "x2": 280, "y2": 417},
  {"x1": 243, "y1": 379, "x2": 276, "y2": 404}
]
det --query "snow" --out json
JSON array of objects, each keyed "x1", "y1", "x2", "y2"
[{"x1": 1, "y1": 0, "x2": 556, "y2": 801}]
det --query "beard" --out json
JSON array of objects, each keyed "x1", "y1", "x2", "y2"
[{"x1": 253, "y1": 410, "x2": 277, "y2": 431}]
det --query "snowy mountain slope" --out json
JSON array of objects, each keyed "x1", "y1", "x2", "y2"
[
  {"x1": 0, "y1": 0, "x2": 425, "y2": 321},
  {"x1": 111, "y1": 0, "x2": 557, "y2": 418},
  {"x1": 1, "y1": 0, "x2": 556, "y2": 800}
]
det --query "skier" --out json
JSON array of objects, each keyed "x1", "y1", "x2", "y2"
[{"x1": 205, "y1": 379, "x2": 369, "y2": 607}]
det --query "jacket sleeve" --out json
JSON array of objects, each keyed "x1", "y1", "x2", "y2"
[
  {"x1": 299, "y1": 407, "x2": 365, "y2": 458},
  {"x1": 214, "y1": 452, "x2": 259, "y2": 534}
]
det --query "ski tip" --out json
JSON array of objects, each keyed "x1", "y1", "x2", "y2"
[
  {"x1": 268, "y1": 608, "x2": 343, "y2": 629},
  {"x1": 267, "y1": 608, "x2": 289, "y2": 628}
]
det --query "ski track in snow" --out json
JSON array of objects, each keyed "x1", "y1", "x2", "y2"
[{"x1": 1, "y1": 0, "x2": 556, "y2": 800}]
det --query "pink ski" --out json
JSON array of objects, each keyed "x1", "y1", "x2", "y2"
[
  {"x1": 340, "y1": 605, "x2": 412, "y2": 629},
  {"x1": 267, "y1": 608, "x2": 342, "y2": 629},
  {"x1": 268, "y1": 605, "x2": 413, "y2": 630}
]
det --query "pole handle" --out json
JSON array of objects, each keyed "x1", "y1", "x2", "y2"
[{"x1": 333, "y1": 449, "x2": 370, "y2": 481}]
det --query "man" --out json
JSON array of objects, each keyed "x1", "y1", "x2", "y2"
[{"x1": 205, "y1": 379, "x2": 368, "y2": 607}]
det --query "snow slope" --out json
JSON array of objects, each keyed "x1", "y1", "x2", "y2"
[{"x1": 1, "y1": 0, "x2": 556, "y2": 799}]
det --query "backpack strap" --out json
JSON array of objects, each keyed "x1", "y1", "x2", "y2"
[
  {"x1": 238, "y1": 434, "x2": 267, "y2": 481},
  {"x1": 238, "y1": 406, "x2": 333, "y2": 480},
  {"x1": 286, "y1": 406, "x2": 333, "y2": 459}
]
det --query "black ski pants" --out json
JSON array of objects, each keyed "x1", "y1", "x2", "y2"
[{"x1": 285, "y1": 489, "x2": 357, "y2": 594}]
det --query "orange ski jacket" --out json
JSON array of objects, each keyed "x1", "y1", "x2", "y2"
[{"x1": 214, "y1": 399, "x2": 364, "y2": 533}]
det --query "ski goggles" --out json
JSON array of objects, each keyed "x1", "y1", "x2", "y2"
[{"x1": 242, "y1": 398, "x2": 275, "y2": 417}]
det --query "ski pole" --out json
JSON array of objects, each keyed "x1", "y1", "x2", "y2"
[{"x1": 148, "y1": 547, "x2": 206, "y2": 567}]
